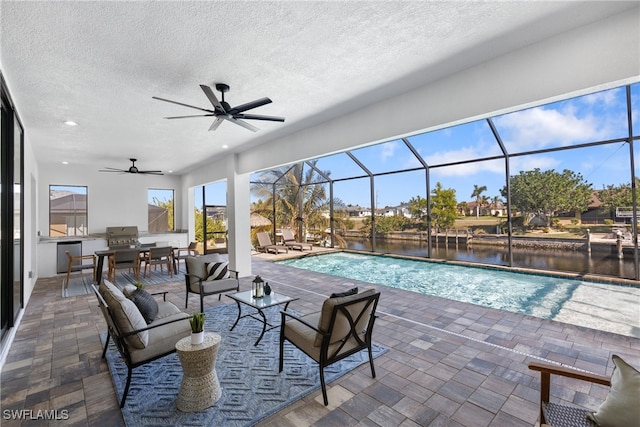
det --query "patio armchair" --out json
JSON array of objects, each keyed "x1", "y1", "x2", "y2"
[
  {"x1": 92, "y1": 281, "x2": 191, "y2": 407},
  {"x1": 528, "y1": 354, "x2": 639, "y2": 427},
  {"x1": 279, "y1": 288, "x2": 380, "y2": 405},
  {"x1": 256, "y1": 232, "x2": 288, "y2": 254},
  {"x1": 281, "y1": 228, "x2": 312, "y2": 251},
  {"x1": 184, "y1": 253, "x2": 239, "y2": 312}
]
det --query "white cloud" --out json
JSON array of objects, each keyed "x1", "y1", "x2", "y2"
[
  {"x1": 495, "y1": 106, "x2": 604, "y2": 151},
  {"x1": 429, "y1": 157, "x2": 504, "y2": 177},
  {"x1": 509, "y1": 156, "x2": 560, "y2": 174},
  {"x1": 581, "y1": 88, "x2": 618, "y2": 107},
  {"x1": 379, "y1": 141, "x2": 398, "y2": 162}
]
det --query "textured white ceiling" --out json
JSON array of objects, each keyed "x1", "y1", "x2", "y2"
[{"x1": 1, "y1": 1, "x2": 635, "y2": 174}]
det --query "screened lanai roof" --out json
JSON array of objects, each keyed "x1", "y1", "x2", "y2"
[
  {"x1": 251, "y1": 83, "x2": 640, "y2": 204},
  {"x1": 245, "y1": 82, "x2": 640, "y2": 280}
]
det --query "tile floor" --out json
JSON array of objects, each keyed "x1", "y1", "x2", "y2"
[{"x1": 1, "y1": 254, "x2": 638, "y2": 426}]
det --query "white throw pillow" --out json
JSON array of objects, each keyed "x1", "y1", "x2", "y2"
[{"x1": 587, "y1": 354, "x2": 640, "y2": 427}]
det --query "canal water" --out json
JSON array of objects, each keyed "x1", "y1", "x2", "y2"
[{"x1": 343, "y1": 238, "x2": 637, "y2": 280}]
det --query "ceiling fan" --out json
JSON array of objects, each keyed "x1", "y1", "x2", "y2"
[
  {"x1": 99, "y1": 158, "x2": 164, "y2": 175},
  {"x1": 152, "y1": 83, "x2": 285, "y2": 132}
]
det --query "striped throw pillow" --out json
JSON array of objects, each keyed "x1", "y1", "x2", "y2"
[{"x1": 205, "y1": 261, "x2": 230, "y2": 281}]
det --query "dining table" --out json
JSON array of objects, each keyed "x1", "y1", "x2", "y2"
[{"x1": 93, "y1": 244, "x2": 176, "y2": 283}]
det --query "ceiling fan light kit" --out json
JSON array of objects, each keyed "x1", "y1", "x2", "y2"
[
  {"x1": 153, "y1": 83, "x2": 285, "y2": 132},
  {"x1": 99, "y1": 158, "x2": 164, "y2": 175}
]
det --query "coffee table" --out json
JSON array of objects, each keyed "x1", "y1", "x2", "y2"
[{"x1": 226, "y1": 290, "x2": 298, "y2": 346}]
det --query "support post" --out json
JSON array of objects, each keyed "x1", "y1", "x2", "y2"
[{"x1": 227, "y1": 154, "x2": 252, "y2": 277}]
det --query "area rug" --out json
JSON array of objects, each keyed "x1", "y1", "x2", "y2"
[
  {"x1": 62, "y1": 269, "x2": 180, "y2": 297},
  {"x1": 104, "y1": 303, "x2": 387, "y2": 426}
]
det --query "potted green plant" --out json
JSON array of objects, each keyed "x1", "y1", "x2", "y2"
[{"x1": 189, "y1": 312, "x2": 205, "y2": 345}]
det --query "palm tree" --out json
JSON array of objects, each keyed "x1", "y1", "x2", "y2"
[
  {"x1": 471, "y1": 185, "x2": 487, "y2": 218},
  {"x1": 491, "y1": 195, "x2": 502, "y2": 216},
  {"x1": 251, "y1": 161, "x2": 330, "y2": 240}
]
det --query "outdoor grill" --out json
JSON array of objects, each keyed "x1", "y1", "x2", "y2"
[{"x1": 105, "y1": 226, "x2": 139, "y2": 247}]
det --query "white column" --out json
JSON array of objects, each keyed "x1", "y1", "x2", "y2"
[
  {"x1": 226, "y1": 154, "x2": 252, "y2": 277},
  {"x1": 187, "y1": 186, "x2": 196, "y2": 243}
]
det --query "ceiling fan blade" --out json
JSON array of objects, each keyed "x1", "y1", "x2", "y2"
[
  {"x1": 152, "y1": 96, "x2": 215, "y2": 113},
  {"x1": 199, "y1": 85, "x2": 226, "y2": 113},
  {"x1": 165, "y1": 114, "x2": 216, "y2": 119},
  {"x1": 139, "y1": 171, "x2": 164, "y2": 175},
  {"x1": 99, "y1": 167, "x2": 126, "y2": 172},
  {"x1": 228, "y1": 97, "x2": 272, "y2": 114},
  {"x1": 209, "y1": 117, "x2": 224, "y2": 131},
  {"x1": 224, "y1": 116, "x2": 259, "y2": 132},
  {"x1": 235, "y1": 113, "x2": 285, "y2": 122}
]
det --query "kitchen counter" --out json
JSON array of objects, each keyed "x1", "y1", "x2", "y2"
[{"x1": 37, "y1": 232, "x2": 188, "y2": 278}]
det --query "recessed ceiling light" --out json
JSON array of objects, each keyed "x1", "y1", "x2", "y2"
[
  {"x1": 62, "y1": 161, "x2": 69, "y2": 165},
  {"x1": 222, "y1": 145, "x2": 229, "y2": 149},
  {"x1": 64, "y1": 120, "x2": 77, "y2": 126},
  {"x1": 168, "y1": 170, "x2": 173, "y2": 173}
]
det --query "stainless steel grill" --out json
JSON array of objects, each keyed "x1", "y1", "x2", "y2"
[{"x1": 106, "y1": 226, "x2": 139, "y2": 247}]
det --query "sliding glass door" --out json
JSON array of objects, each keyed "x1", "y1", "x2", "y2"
[{"x1": 1, "y1": 75, "x2": 24, "y2": 345}]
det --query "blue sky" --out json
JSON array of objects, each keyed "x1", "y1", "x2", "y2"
[{"x1": 198, "y1": 83, "x2": 639, "y2": 210}]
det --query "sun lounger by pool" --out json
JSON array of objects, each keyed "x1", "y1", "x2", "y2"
[
  {"x1": 281, "y1": 229, "x2": 313, "y2": 251},
  {"x1": 256, "y1": 232, "x2": 288, "y2": 254}
]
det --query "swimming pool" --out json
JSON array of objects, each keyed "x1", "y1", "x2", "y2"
[{"x1": 278, "y1": 252, "x2": 640, "y2": 336}]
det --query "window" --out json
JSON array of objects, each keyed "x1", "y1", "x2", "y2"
[
  {"x1": 148, "y1": 188, "x2": 174, "y2": 232},
  {"x1": 49, "y1": 185, "x2": 88, "y2": 236}
]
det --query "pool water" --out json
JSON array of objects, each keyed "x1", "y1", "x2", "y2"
[{"x1": 277, "y1": 252, "x2": 627, "y2": 322}]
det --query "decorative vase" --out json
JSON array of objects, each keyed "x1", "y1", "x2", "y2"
[
  {"x1": 264, "y1": 283, "x2": 271, "y2": 295},
  {"x1": 191, "y1": 331, "x2": 204, "y2": 345}
]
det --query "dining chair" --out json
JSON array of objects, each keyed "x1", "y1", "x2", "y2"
[
  {"x1": 64, "y1": 250, "x2": 96, "y2": 288},
  {"x1": 108, "y1": 248, "x2": 141, "y2": 284},
  {"x1": 173, "y1": 242, "x2": 199, "y2": 273},
  {"x1": 143, "y1": 246, "x2": 173, "y2": 279}
]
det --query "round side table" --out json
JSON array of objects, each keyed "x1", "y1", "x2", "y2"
[{"x1": 175, "y1": 332, "x2": 222, "y2": 412}]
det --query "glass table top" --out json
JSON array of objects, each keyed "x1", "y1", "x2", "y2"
[{"x1": 227, "y1": 290, "x2": 297, "y2": 309}]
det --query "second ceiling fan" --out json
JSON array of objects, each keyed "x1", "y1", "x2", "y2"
[{"x1": 153, "y1": 83, "x2": 285, "y2": 132}]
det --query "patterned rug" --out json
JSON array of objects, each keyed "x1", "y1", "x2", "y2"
[
  {"x1": 104, "y1": 303, "x2": 387, "y2": 426},
  {"x1": 63, "y1": 268, "x2": 180, "y2": 297}
]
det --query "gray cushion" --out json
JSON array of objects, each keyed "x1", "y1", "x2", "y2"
[
  {"x1": 99, "y1": 280, "x2": 148, "y2": 349},
  {"x1": 284, "y1": 311, "x2": 369, "y2": 363},
  {"x1": 330, "y1": 287, "x2": 358, "y2": 298},
  {"x1": 190, "y1": 277, "x2": 238, "y2": 294},
  {"x1": 314, "y1": 288, "x2": 376, "y2": 347},
  {"x1": 128, "y1": 303, "x2": 190, "y2": 365},
  {"x1": 128, "y1": 288, "x2": 159, "y2": 324}
]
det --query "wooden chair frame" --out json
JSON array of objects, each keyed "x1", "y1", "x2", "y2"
[
  {"x1": 142, "y1": 246, "x2": 173, "y2": 278},
  {"x1": 528, "y1": 361, "x2": 611, "y2": 427},
  {"x1": 64, "y1": 250, "x2": 96, "y2": 289}
]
